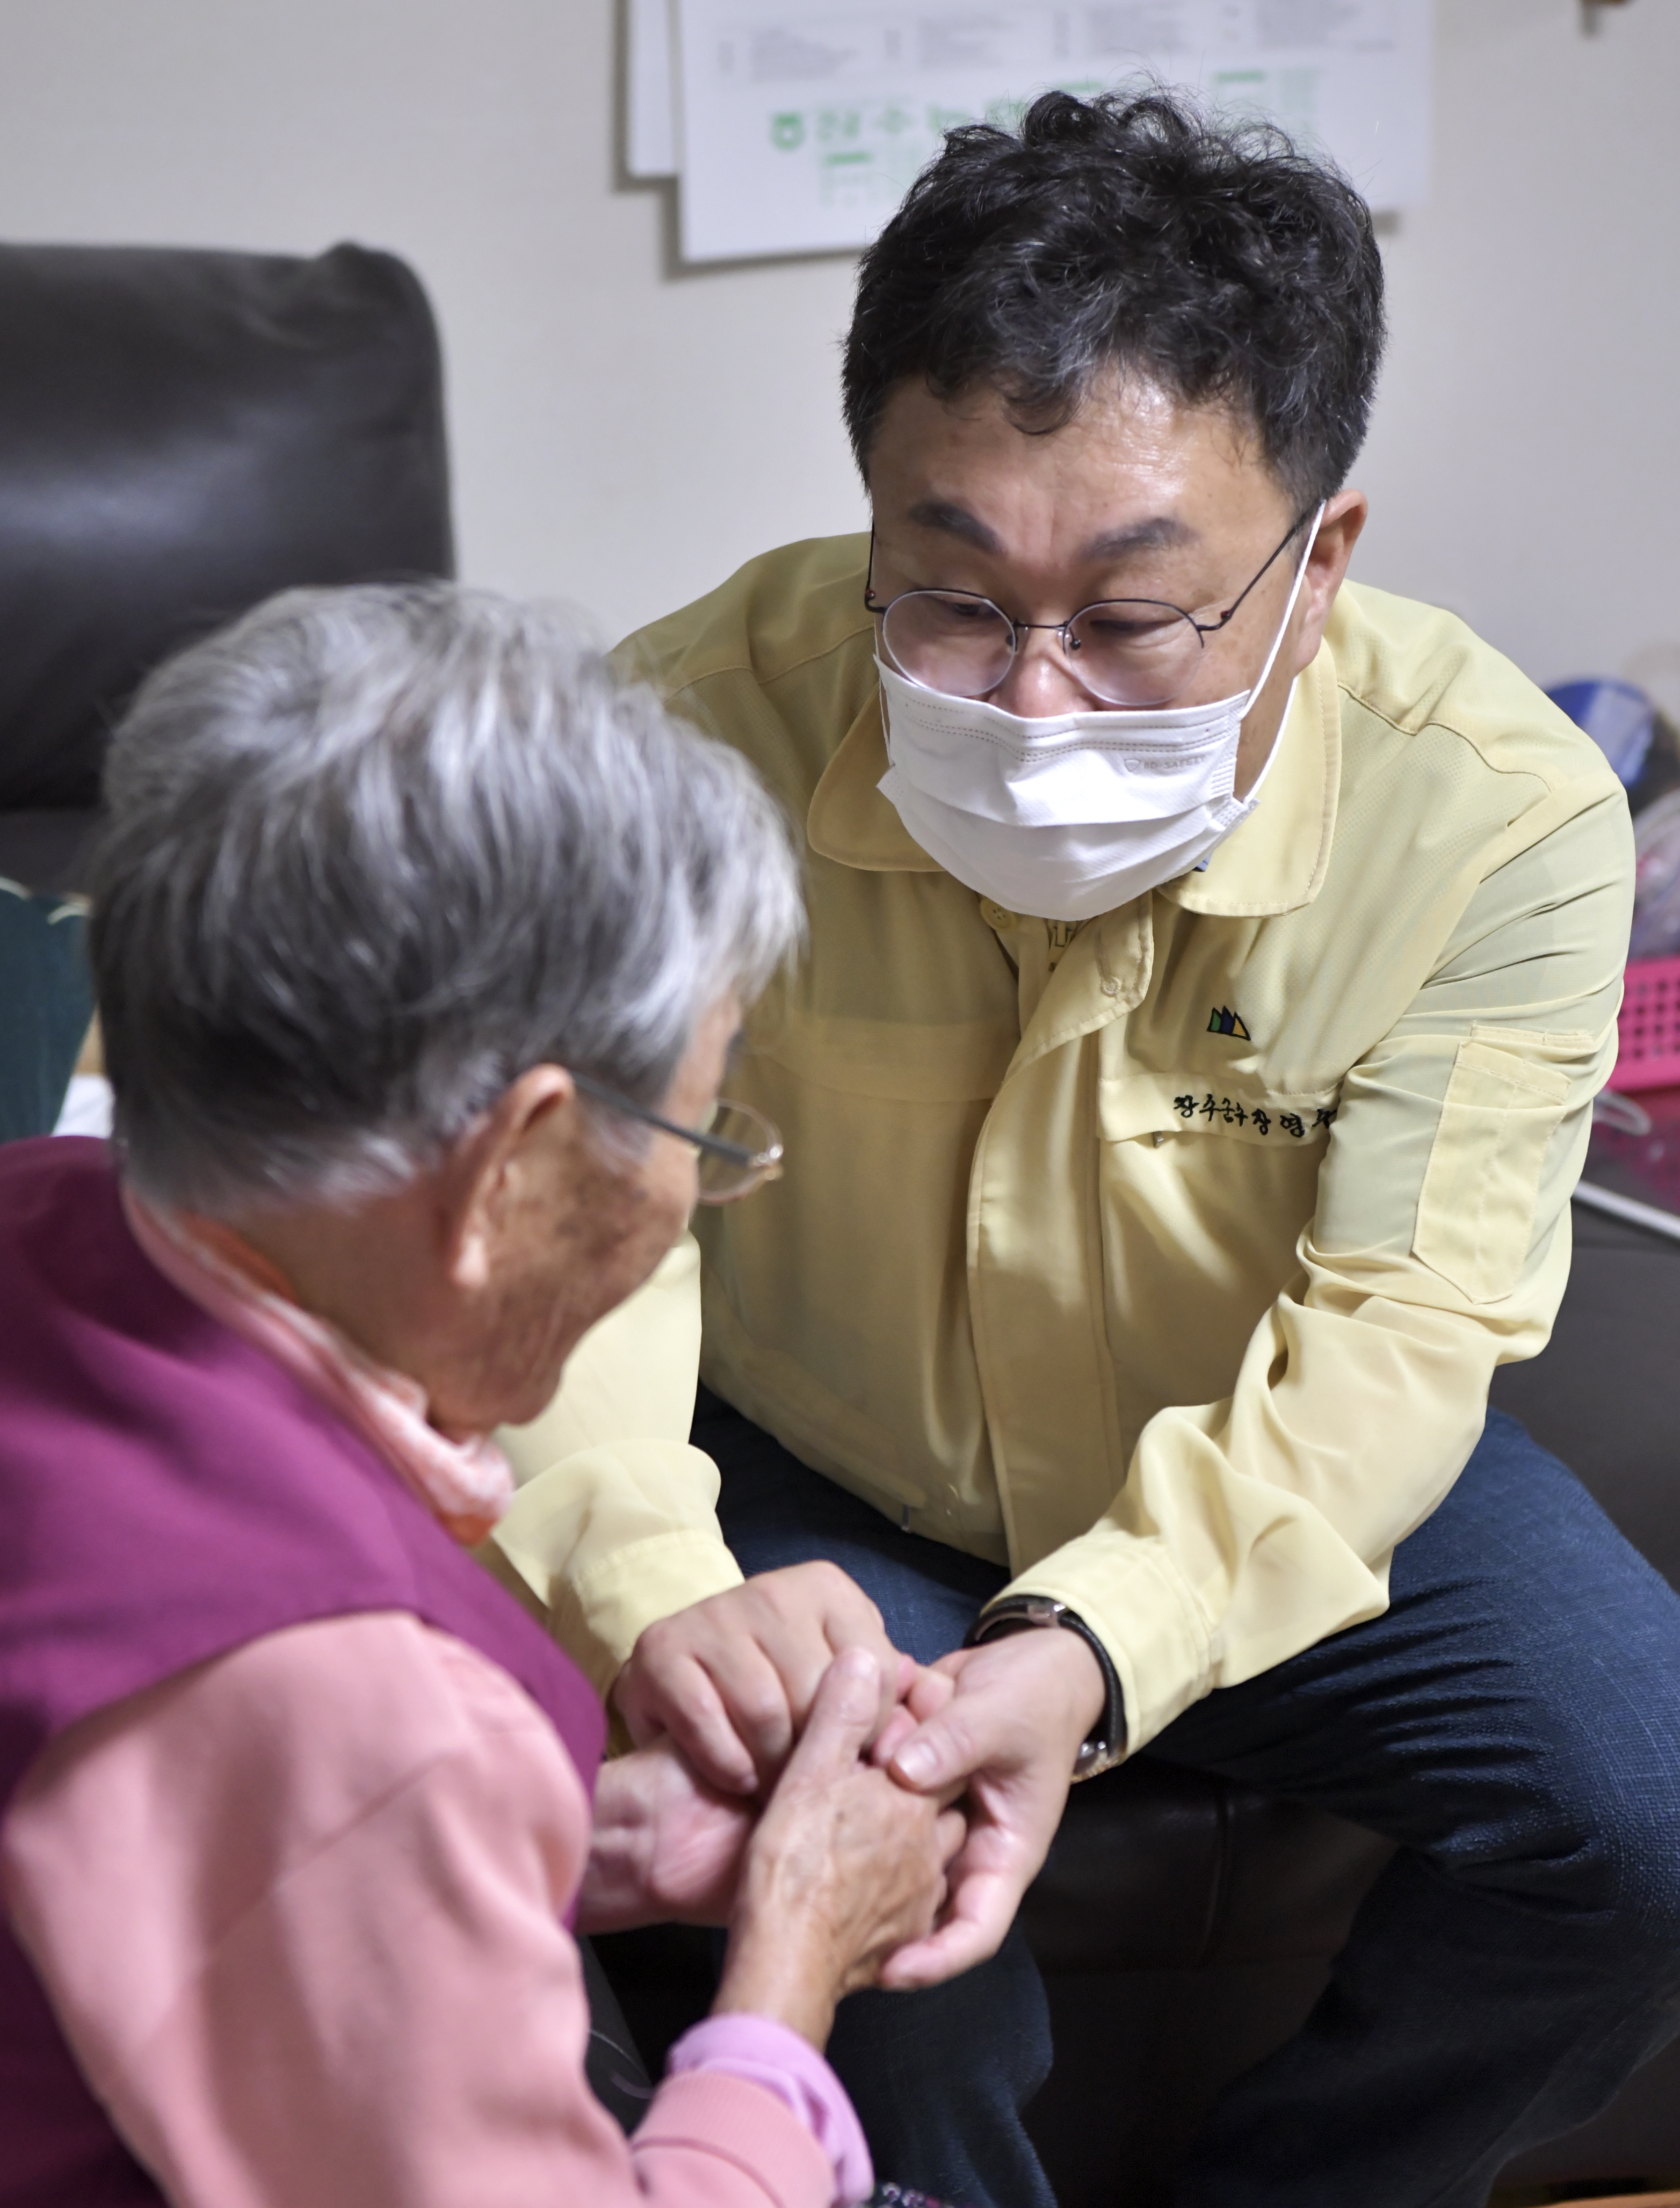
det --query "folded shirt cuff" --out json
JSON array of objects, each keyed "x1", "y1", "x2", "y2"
[{"x1": 668, "y1": 2014, "x2": 874, "y2": 2207}]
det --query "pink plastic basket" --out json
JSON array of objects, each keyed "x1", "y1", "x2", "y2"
[{"x1": 1611, "y1": 954, "x2": 1680, "y2": 1092}]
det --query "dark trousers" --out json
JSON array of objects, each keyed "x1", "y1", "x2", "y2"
[{"x1": 696, "y1": 1389, "x2": 1680, "y2": 2208}]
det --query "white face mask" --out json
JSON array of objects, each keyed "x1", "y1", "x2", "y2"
[{"x1": 876, "y1": 506, "x2": 1324, "y2": 923}]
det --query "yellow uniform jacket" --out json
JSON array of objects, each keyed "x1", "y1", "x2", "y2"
[{"x1": 495, "y1": 535, "x2": 1631, "y2": 1752}]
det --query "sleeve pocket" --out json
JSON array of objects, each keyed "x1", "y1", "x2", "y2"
[{"x1": 1412, "y1": 1039, "x2": 1571, "y2": 1304}]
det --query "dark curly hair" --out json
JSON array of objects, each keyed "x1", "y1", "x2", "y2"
[{"x1": 842, "y1": 88, "x2": 1386, "y2": 508}]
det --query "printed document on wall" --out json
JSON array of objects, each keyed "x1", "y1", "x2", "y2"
[
  {"x1": 673, "y1": 0, "x2": 1430, "y2": 262},
  {"x1": 629, "y1": 0, "x2": 679, "y2": 177}
]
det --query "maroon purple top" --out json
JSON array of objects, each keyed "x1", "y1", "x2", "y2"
[{"x1": 0, "y1": 1139, "x2": 606, "y2": 2206}]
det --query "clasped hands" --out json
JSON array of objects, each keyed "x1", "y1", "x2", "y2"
[{"x1": 581, "y1": 1562, "x2": 1106, "y2": 2030}]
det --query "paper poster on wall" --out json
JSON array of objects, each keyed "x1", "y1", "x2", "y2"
[
  {"x1": 628, "y1": 0, "x2": 679, "y2": 177},
  {"x1": 670, "y1": 0, "x2": 1430, "y2": 263}
]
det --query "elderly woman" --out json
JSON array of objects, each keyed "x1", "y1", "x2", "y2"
[{"x1": 0, "y1": 586, "x2": 963, "y2": 2208}]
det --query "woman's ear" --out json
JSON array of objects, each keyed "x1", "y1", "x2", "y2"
[{"x1": 442, "y1": 1065, "x2": 577, "y2": 1294}]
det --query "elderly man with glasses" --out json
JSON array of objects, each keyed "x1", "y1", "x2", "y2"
[{"x1": 500, "y1": 89, "x2": 1680, "y2": 2208}]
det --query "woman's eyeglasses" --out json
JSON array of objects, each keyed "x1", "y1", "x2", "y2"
[{"x1": 570, "y1": 1073, "x2": 783, "y2": 1204}]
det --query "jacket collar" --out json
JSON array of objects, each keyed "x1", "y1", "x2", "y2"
[
  {"x1": 806, "y1": 678, "x2": 941, "y2": 873},
  {"x1": 805, "y1": 632, "x2": 1342, "y2": 918},
  {"x1": 121, "y1": 1185, "x2": 513, "y2": 1547}
]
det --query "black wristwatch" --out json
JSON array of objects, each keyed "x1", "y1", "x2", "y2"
[{"x1": 966, "y1": 1595, "x2": 1127, "y2": 1780}]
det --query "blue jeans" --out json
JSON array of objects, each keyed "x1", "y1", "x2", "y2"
[{"x1": 697, "y1": 1389, "x2": 1680, "y2": 2208}]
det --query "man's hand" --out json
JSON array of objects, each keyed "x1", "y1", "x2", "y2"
[
  {"x1": 869, "y1": 1626, "x2": 1107, "y2": 1987},
  {"x1": 578, "y1": 1738, "x2": 758, "y2": 1933},
  {"x1": 612, "y1": 1562, "x2": 914, "y2": 1795}
]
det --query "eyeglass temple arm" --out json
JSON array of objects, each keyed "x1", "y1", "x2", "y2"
[
  {"x1": 570, "y1": 1070, "x2": 760, "y2": 1168},
  {"x1": 1193, "y1": 508, "x2": 1318, "y2": 638}
]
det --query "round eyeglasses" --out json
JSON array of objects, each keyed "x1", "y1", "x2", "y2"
[
  {"x1": 570, "y1": 1073, "x2": 783, "y2": 1204},
  {"x1": 863, "y1": 514, "x2": 1311, "y2": 710}
]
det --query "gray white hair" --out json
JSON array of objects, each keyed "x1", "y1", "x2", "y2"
[{"x1": 87, "y1": 582, "x2": 804, "y2": 1214}]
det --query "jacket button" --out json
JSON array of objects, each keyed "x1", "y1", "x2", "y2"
[{"x1": 979, "y1": 899, "x2": 1018, "y2": 932}]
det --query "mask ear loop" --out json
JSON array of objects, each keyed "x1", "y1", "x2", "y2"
[
  {"x1": 1217, "y1": 501, "x2": 1328, "y2": 831},
  {"x1": 1244, "y1": 501, "x2": 1327, "y2": 711},
  {"x1": 1246, "y1": 502, "x2": 1327, "y2": 706}
]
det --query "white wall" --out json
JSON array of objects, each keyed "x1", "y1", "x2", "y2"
[
  {"x1": 1356, "y1": 0, "x2": 1680, "y2": 712},
  {"x1": 0, "y1": 0, "x2": 1675, "y2": 702}
]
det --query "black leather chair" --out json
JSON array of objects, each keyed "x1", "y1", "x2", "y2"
[{"x1": 0, "y1": 240, "x2": 454, "y2": 900}]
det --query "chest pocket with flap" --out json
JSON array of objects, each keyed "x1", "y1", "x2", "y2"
[{"x1": 751, "y1": 1005, "x2": 1017, "y2": 1104}]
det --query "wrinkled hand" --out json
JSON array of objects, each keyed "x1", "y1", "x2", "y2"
[
  {"x1": 869, "y1": 1627, "x2": 1106, "y2": 1988},
  {"x1": 715, "y1": 1648, "x2": 969, "y2": 2047},
  {"x1": 613, "y1": 1562, "x2": 915, "y2": 1795},
  {"x1": 577, "y1": 1738, "x2": 758, "y2": 1934}
]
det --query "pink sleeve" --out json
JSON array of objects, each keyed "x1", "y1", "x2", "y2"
[
  {"x1": 669, "y1": 2018, "x2": 872, "y2": 2205},
  {"x1": 0, "y1": 1612, "x2": 839, "y2": 2208}
]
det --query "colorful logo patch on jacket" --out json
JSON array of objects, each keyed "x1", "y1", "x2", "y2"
[{"x1": 1207, "y1": 1006, "x2": 1251, "y2": 1039}]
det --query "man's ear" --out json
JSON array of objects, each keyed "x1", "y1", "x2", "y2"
[
  {"x1": 1292, "y1": 487, "x2": 1369, "y2": 668},
  {"x1": 442, "y1": 1065, "x2": 577, "y2": 1295}
]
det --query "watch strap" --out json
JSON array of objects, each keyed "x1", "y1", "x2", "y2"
[{"x1": 967, "y1": 1596, "x2": 1126, "y2": 1780}]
